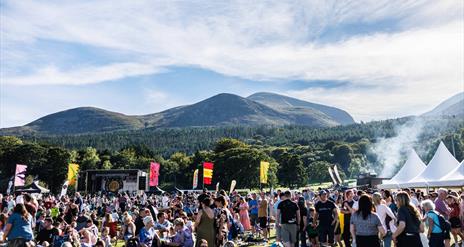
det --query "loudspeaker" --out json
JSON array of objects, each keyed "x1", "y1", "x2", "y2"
[{"x1": 138, "y1": 176, "x2": 147, "y2": 190}]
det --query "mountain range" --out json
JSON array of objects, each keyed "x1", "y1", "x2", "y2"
[
  {"x1": 0, "y1": 92, "x2": 354, "y2": 135},
  {"x1": 422, "y1": 92, "x2": 464, "y2": 117},
  {"x1": 1, "y1": 91, "x2": 461, "y2": 136}
]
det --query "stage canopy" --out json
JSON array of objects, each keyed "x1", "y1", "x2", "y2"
[
  {"x1": 15, "y1": 181, "x2": 50, "y2": 194},
  {"x1": 428, "y1": 160, "x2": 464, "y2": 187},
  {"x1": 401, "y1": 142, "x2": 459, "y2": 188},
  {"x1": 378, "y1": 149, "x2": 426, "y2": 189}
]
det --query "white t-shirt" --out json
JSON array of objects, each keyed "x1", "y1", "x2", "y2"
[
  {"x1": 410, "y1": 197, "x2": 420, "y2": 208},
  {"x1": 375, "y1": 204, "x2": 397, "y2": 232}
]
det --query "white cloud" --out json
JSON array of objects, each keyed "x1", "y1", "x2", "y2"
[
  {"x1": 0, "y1": 0, "x2": 463, "y2": 121},
  {"x1": 5, "y1": 62, "x2": 167, "y2": 85}
]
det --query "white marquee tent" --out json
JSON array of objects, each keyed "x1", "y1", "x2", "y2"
[
  {"x1": 428, "y1": 160, "x2": 464, "y2": 187},
  {"x1": 377, "y1": 149, "x2": 426, "y2": 189},
  {"x1": 401, "y1": 142, "x2": 459, "y2": 188}
]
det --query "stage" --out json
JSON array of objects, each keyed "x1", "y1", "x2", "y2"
[{"x1": 78, "y1": 169, "x2": 147, "y2": 194}]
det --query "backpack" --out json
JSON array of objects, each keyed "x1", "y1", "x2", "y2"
[
  {"x1": 430, "y1": 211, "x2": 451, "y2": 235},
  {"x1": 126, "y1": 237, "x2": 139, "y2": 247}
]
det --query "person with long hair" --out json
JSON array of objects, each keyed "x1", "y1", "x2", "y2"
[
  {"x1": 120, "y1": 214, "x2": 136, "y2": 246},
  {"x1": 373, "y1": 192, "x2": 397, "y2": 247},
  {"x1": 194, "y1": 197, "x2": 215, "y2": 247},
  {"x1": 446, "y1": 195, "x2": 464, "y2": 245},
  {"x1": 214, "y1": 195, "x2": 231, "y2": 247},
  {"x1": 238, "y1": 197, "x2": 251, "y2": 231},
  {"x1": 392, "y1": 192, "x2": 424, "y2": 247},
  {"x1": 350, "y1": 194, "x2": 385, "y2": 247},
  {"x1": 0, "y1": 213, "x2": 8, "y2": 243},
  {"x1": 383, "y1": 190, "x2": 398, "y2": 214},
  {"x1": 2, "y1": 203, "x2": 35, "y2": 245}
]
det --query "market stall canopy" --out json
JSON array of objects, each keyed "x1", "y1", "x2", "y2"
[
  {"x1": 15, "y1": 181, "x2": 50, "y2": 194},
  {"x1": 428, "y1": 160, "x2": 464, "y2": 187},
  {"x1": 378, "y1": 149, "x2": 426, "y2": 189},
  {"x1": 401, "y1": 142, "x2": 459, "y2": 188}
]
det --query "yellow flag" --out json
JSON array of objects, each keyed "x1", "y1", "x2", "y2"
[
  {"x1": 68, "y1": 163, "x2": 79, "y2": 186},
  {"x1": 260, "y1": 161, "x2": 269, "y2": 184}
]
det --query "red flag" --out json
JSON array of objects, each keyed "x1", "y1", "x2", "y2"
[
  {"x1": 149, "y1": 162, "x2": 160, "y2": 186},
  {"x1": 203, "y1": 162, "x2": 213, "y2": 185}
]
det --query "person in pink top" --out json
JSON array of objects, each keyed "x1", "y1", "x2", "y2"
[{"x1": 239, "y1": 197, "x2": 251, "y2": 231}]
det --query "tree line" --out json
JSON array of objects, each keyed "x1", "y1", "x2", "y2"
[{"x1": 0, "y1": 117, "x2": 463, "y2": 194}]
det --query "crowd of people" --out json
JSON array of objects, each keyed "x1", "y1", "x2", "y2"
[{"x1": 0, "y1": 186, "x2": 463, "y2": 247}]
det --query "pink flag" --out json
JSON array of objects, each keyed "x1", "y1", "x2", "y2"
[
  {"x1": 15, "y1": 164, "x2": 27, "y2": 187},
  {"x1": 149, "y1": 162, "x2": 160, "y2": 187}
]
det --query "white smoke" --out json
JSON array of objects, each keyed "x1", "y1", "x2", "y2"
[{"x1": 371, "y1": 118, "x2": 425, "y2": 178}]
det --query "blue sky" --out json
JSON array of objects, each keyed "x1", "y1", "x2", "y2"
[{"x1": 1, "y1": 0, "x2": 463, "y2": 127}]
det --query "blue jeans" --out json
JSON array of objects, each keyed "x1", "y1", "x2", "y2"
[{"x1": 383, "y1": 231, "x2": 392, "y2": 247}]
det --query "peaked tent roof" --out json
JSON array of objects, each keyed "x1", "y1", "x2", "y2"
[
  {"x1": 378, "y1": 149, "x2": 426, "y2": 189},
  {"x1": 428, "y1": 160, "x2": 464, "y2": 187},
  {"x1": 401, "y1": 142, "x2": 459, "y2": 188},
  {"x1": 15, "y1": 181, "x2": 50, "y2": 194}
]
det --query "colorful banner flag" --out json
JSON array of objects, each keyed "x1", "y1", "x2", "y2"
[
  {"x1": 229, "y1": 180, "x2": 236, "y2": 194},
  {"x1": 14, "y1": 164, "x2": 27, "y2": 187},
  {"x1": 328, "y1": 167, "x2": 337, "y2": 185},
  {"x1": 203, "y1": 162, "x2": 214, "y2": 185},
  {"x1": 333, "y1": 165, "x2": 343, "y2": 184},
  {"x1": 6, "y1": 176, "x2": 14, "y2": 194},
  {"x1": 149, "y1": 162, "x2": 160, "y2": 187},
  {"x1": 192, "y1": 169, "x2": 199, "y2": 189},
  {"x1": 60, "y1": 181, "x2": 69, "y2": 198},
  {"x1": 67, "y1": 163, "x2": 79, "y2": 186},
  {"x1": 260, "y1": 161, "x2": 269, "y2": 184}
]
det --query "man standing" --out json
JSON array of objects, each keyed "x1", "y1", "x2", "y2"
[
  {"x1": 314, "y1": 190, "x2": 339, "y2": 247},
  {"x1": 277, "y1": 191, "x2": 300, "y2": 247},
  {"x1": 258, "y1": 192, "x2": 269, "y2": 241},
  {"x1": 249, "y1": 193, "x2": 259, "y2": 233},
  {"x1": 340, "y1": 189, "x2": 354, "y2": 247},
  {"x1": 435, "y1": 188, "x2": 452, "y2": 247}
]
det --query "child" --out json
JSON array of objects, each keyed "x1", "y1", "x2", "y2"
[
  {"x1": 306, "y1": 208, "x2": 319, "y2": 247},
  {"x1": 101, "y1": 227, "x2": 112, "y2": 247}
]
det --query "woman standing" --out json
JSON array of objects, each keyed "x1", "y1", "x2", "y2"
[
  {"x1": 384, "y1": 190, "x2": 398, "y2": 214},
  {"x1": 447, "y1": 195, "x2": 464, "y2": 245},
  {"x1": 214, "y1": 196, "x2": 231, "y2": 247},
  {"x1": 195, "y1": 197, "x2": 215, "y2": 247},
  {"x1": 392, "y1": 192, "x2": 424, "y2": 247},
  {"x1": 373, "y1": 192, "x2": 397, "y2": 247},
  {"x1": 2, "y1": 204, "x2": 34, "y2": 246},
  {"x1": 350, "y1": 194, "x2": 385, "y2": 247},
  {"x1": 238, "y1": 197, "x2": 251, "y2": 231}
]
